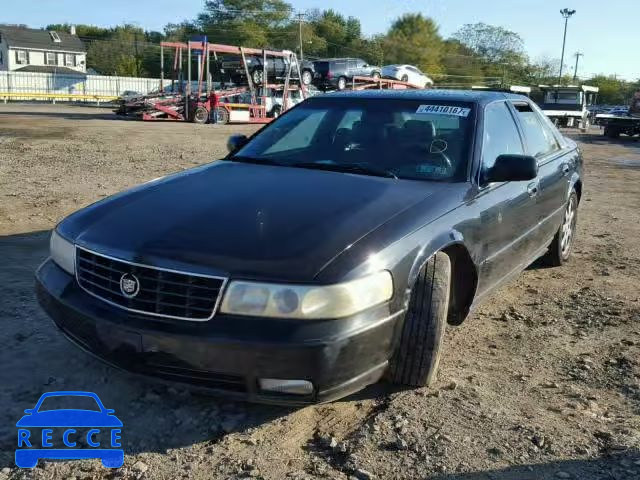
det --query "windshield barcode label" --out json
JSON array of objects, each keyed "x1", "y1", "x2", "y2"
[{"x1": 416, "y1": 105, "x2": 471, "y2": 117}]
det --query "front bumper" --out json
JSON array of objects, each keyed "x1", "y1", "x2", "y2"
[{"x1": 36, "y1": 259, "x2": 402, "y2": 405}]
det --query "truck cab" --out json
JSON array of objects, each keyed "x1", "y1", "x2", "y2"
[{"x1": 537, "y1": 85, "x2": 599, "y2": 131}]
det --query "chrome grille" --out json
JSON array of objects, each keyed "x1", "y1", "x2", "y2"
[{"x1": 75, "y1": 247, "x2": 226, "y2": 321}]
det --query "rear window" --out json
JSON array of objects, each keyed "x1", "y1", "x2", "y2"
[{"x1": 233, "y1": 97, "x2": 475, "y2": 182}]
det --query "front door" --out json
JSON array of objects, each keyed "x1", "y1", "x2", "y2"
[{"x1": 474, "y1": 101, "x2": 541, "y2": 295}]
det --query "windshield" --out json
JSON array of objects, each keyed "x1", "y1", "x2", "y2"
[{"x1": 231, "y1": 97, "x2": 474, "y2": 182}]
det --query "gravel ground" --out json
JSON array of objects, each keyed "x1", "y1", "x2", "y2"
[{"x1": 0, "y1": 104, "x2": 639, "y2": 480}]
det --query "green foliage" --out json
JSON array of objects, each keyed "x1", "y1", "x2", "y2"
[
  {"x1": 585, "y1": 75, "x2": 639, "y2": 105},
  {"x1": 381, "y1": 14, "x2": 443, "y2": 74}
]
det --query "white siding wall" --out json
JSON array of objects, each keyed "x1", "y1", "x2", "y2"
[{"x1": 6, "y1": 47, "x2": 86, "y2": 73}]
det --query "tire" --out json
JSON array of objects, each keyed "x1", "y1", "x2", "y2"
[
  {"x1": 580, "y1": 117, "x2": 591, "y2": 132},
  {"x1": 271, "y1": 105, "x2": 281, "y2": 118},
  {"x1": 214, "y1": 107, "x2": 229, "y2": 125},
  {"x1": 543, "y1": 190, "x2": 578, "y2": 267},
  {"x1": 251, "y1": 69, "x2": 264, "y2": 85},
  {"x1": 192, "y1": 106, "x2": 209, "y2": 124},
  {"x1": 301, "y1": 70, "x2": 313, "y2": 85},
  {"x1": 372, "y1": 71, "x2": 381, "y2": 81},
  {"x1": 389, "y1": 251, "x2": 451, "y2": 387},
  {"x1": 604, "y1": 126, "x2": 620, "y2": 138},
  {"x1": 337, "y1": 76, "x2": 347, "y2": 90},
  {"x1": 401, "y1": 74, "x2": 409, "y2": 82}
]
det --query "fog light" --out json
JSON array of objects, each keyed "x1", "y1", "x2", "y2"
[{"x1": 258, "y1": 379, "x2": 313, "y2": 395}]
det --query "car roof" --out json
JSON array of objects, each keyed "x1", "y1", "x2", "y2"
[{"x1": 319, "y1": 89, "x2": 529, "y2": 105}]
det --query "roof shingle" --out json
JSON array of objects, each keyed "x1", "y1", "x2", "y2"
[{"x1": 0, "y1": 25, "x2": 85, "y2": 53}]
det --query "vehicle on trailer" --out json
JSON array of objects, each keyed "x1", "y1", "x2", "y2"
[
  {"x1": 537, "y1": 84, "x2": 598, "y2": 131},
  {"x1": 221, "y1": 54, "x2": 315, "y2": 86},
  {"x1": 595, "y1": 90, "x2": 640, "y2": 138},
  {"x1": 381, "y1": 64, "x2": 434, "y2": 88},
  {"x1": 312, "y1": 58, "x2": 381, "y2": 91},
  {"x1": 38, "y1": 89, "x2": 583, "y2": 405}
]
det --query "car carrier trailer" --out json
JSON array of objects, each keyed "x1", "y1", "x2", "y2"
[{"x1": 595, "y1": 90, "x2": 640, "y2": 138}]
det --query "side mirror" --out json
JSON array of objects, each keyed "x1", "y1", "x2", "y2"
[
  {"x1": 485, "y1": 154, "x2": 538, "y2": 183},
  {"x1": 227, "y1": 134, "x2": 249, "y2": 153}
]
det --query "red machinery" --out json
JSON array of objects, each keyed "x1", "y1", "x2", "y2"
[{"x1": 137, "y1": 40, "x2": 307, "y2": 124}]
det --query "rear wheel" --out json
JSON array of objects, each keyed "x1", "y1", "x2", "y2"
[
  {"x1": 192, "y1": 106, "x2": 209, "y2": 124},
  {"x1": 271, "y1": 105, "x2": 282, "y2": 118},
  {"x1": 389, "y1": 251, "x2": 451, "y2": 387},
  {"x1": 543, "y1": 190, "x2": 578, "y2": 267},
  {"x1": 337, "y1": 76, "x2": 347, "y2": 90},
  {"x1": 401, "y1": 74, "x2": 409, "y2": 82},
  {"x1": 214, "y1": 107, "x2": 229, "y2": 125},
  {"x1": 372, "y1": 71, "x2": 381, "y2": 81}
]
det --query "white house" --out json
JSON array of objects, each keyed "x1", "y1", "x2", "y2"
[{"x1": 0, "y1": 25, "x2": 86, "y2": 74}]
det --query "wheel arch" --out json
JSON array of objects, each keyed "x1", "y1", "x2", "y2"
[{"x1": 406, "y1": 234, "x2": 479, "y2": 327}]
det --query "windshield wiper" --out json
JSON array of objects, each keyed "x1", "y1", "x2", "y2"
[
  {"x1": 290, "y1": 162, "x2": 398, "y2": 179},
  {"x1": 227, "y1": 155, "x2": 285, "y2": 166}
]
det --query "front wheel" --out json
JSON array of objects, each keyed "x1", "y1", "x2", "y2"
[
  {"x1": 271, "y1": 105, "x2": 281, "y2": 118},
  {"x1": 388, "y1": 251, "x2": 451, "y2": 387},
  {"x1": 251, "y1": 69, "x2": 264, "y2": 85},
  {"x1": 543, "y1": 191, "x2": 578, "y2": 266},
  {"x1": 372, "y1": 71, "x2": 381, "y2": 81},
  {"x1": 401, "y1": 74, "x2": 409, "y2": 82}
]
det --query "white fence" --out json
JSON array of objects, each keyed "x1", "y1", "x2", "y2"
[{"x1": 0, "y1": 71, "x2": 173, "y2": 101}]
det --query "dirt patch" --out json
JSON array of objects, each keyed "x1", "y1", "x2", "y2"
[{"x1": 1, "y1": 105, "x2": 639, "y2": 479}]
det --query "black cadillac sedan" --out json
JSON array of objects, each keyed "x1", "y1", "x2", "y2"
[{"x1": 36, "y1": 90, "x2": 582, "y2": 405}]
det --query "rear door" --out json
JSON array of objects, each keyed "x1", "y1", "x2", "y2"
[
  {"x1": 474, "y1": 101, "x2": 540, "y2": 293},
  {"x1": 510, "y1": 101, "x2": 569, "y2": 248},
  {"x1": 347, "y1": 59, "x2": 359, "y2": 78}
]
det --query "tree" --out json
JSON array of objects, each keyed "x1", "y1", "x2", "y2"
[
  {"x1": 197, "y1": 0, "x2": 292, "y2": 47},
  {"x1": 453, "y1": 23, "x2": 524, "y2": 63},
  {"x1": 381, "y1": 14, "x2": 444, "y2": 74}
]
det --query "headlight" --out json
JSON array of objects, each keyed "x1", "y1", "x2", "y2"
[
  {"x1": 220, "y1": 271, "x2": 393, "y2": 319},
  {"x1": 50, "y1": 230, "x2": 75, "y2": 275}
]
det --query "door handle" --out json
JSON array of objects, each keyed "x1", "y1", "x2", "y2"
[
  {"x1": 561, "y1": 163, "x2": 571, "y2": 175},
  {"x1": 527, "y1": 182, "x2": 539, "y2": 198}
]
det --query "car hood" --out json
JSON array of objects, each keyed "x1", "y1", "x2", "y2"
[
  {"x1": 65, "y1": 162, "x2": 445, "y2": 281},
  {"x1": 16, "y1": 410, "x2": 123, "y2": 427}
]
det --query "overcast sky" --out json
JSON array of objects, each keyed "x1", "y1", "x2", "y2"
[{"x1": 4, "y1": 0, "x2": 638, "y2": 80}]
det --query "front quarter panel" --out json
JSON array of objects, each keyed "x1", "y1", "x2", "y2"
[{"x1": 315, "y1": 183, "x2": 482, "y2": 313}]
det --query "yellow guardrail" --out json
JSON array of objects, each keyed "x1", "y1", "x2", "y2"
[{"x1": 0, "y1": 92, "x2": 119, "y2": 101}]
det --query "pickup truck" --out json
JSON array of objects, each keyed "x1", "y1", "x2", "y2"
[{"x1": 220, "y1": 54, "x2": 315, "y2": 86}]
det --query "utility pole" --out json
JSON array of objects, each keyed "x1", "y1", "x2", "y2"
[
  {"x1": 297, "y1": 12, "x2": 304, "y2": 61},
  {"x1": 572, "y1": 52, "x2": 583, "y2": 82},
  {"x1": 558, "y1": 8, "x2": 576, "y2": 85}
]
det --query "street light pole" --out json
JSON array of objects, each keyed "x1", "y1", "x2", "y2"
[
  {"x1": 297, "y1": 13, "x2": 305, "y2": 61},
  {"x1": 558, "y1": 8, "x2": 576, "y2": 85}
]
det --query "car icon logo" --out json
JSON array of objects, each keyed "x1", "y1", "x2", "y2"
[
  {"x1": 15, "y1": 391, "x2": 123, "y2": 469},
  {"x1": 119, "y1": 273, "x2": 139, "y2": 298}
]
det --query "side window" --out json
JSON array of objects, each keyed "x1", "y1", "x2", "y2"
[
  {"x1": 347, "y1": 59, "x2": 358, "y2": 70},
  {"x1": 336, "y1": 110, "x2": 363, "y2": 130},
  {"x1": 513, "y1": 103, "x2": 559, "y2": 158},
  {"x1": 264, "y1": 111, "x2": 326, "y2": 154},
  {"x1": 482, "y1": 102, "x2": 524, "y2": 173}
]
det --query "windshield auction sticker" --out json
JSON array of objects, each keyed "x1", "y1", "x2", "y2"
[{"x1": 416, "y1": 105, "x2": 471, "y2": 117}]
